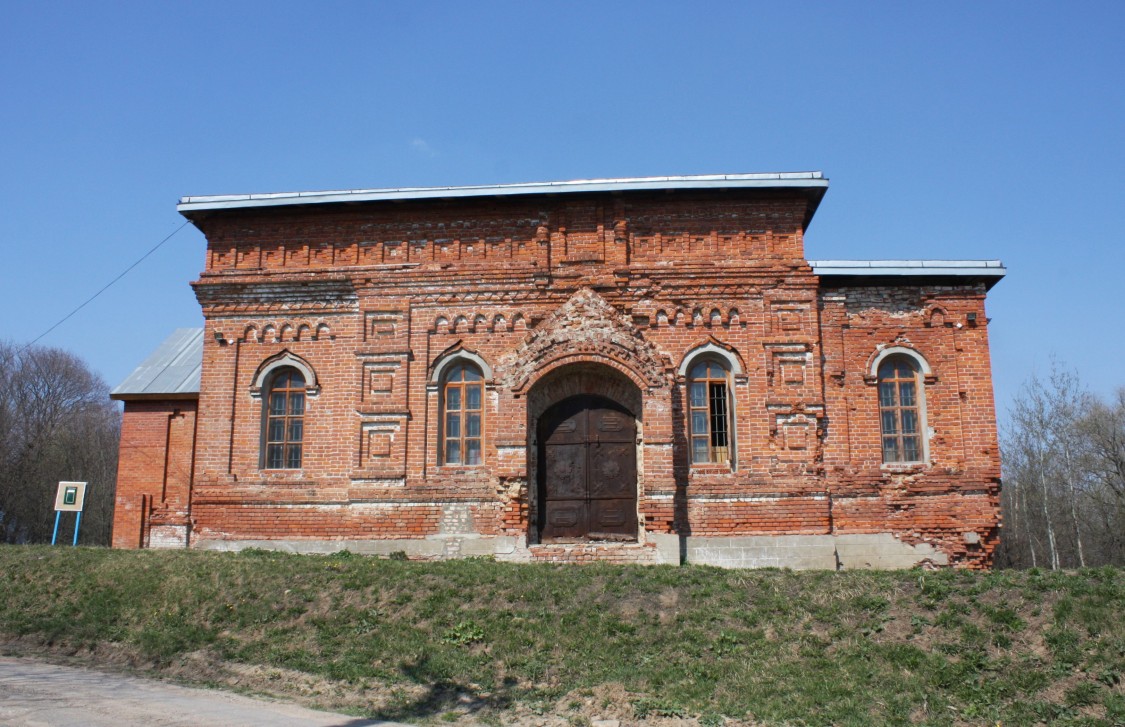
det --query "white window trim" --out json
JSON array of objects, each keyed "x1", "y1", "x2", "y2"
[
  {"x1": 430, "y1": 350, "x2": 493, "y2": 384},
  {"x1": 869, "y1": 346, "x2": 932, "y2": 378},
  {"x1": 678, "y1": 342, "x2": 743, "y2": 376},
  {"x1": 250, "y1": 352, "x2": 320, "y2": 398}
]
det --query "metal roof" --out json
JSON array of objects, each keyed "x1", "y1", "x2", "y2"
[
  {"x1": 111, "y1": 328, "x2": 203, "y2": 400},
  {"x1": 177, "y1": 172, "x2": 828, "y2": 214},
  {"x1": 810, "y1": 260, "x2": 1006, "y2": 289}
]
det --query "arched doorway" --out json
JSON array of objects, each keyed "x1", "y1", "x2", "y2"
[{"x1": 537, "y1": 395, "x2": 638, "y2": 542}]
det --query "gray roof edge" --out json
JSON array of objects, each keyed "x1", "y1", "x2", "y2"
[
  {"x1": 810, "y1": 259, "x2": 1005, "y2": 273},
  {"x1": 111, "y1": 327, "x2": 204, "y2": 398},
  {"x1": 810, "y1": 260, "x2": 1006, "y2": 287},
  {"x1": 178, "y1": 172, "x2": 828, "y2": 213},
  {"x1": 110, "y1": 391, "x2": 199, "y2": 402}
]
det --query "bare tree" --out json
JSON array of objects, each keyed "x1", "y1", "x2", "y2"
[
  {"x1": 998, "y1": 362, "x2": 1125, "y2": 568},
  {"x1": 0, "y1": 341, "x2": 120, "y2": 545},
  {"x1": 1079, "y1": 388, "x2": 1125, "y2": 563}
]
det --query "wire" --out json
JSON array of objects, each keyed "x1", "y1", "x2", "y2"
[{"x1": 19, "y1": 220, "x2": 192, "y2": 355}]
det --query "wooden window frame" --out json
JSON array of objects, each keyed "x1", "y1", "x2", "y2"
[
  {"x1": 878, "y1": 356, "x2": 925, "y2": 464},
  {"x1": 262, "y1": 367, "x2": 305, "y2": 470},
  {"x1": 441, "y1": 363, "x2": 484, "y2": 466},
  {"x1": 688, "y1": 359, "x2": 732, "y2": 466}
]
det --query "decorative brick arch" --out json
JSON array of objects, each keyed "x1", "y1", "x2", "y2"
[
  {"x1": 527, "y1": 362, "x2": 644, "y2": 424},
  {"x1": 523, "y1": 353, "x2": 652, "y2": 406},
  {"x1": 497, "y1": 288, "x2": 670, "y2": 395},
  {"x1": 507, "y1": 288, "x2": 666, "y2": 545}
]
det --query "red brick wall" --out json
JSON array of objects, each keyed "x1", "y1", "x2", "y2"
[
  {"x1": 818, "y1": 283, "x2": 1001, "y2": 567},
  {"x1": 111, "y1": 400, "x2": 197, "y2": 548},
  {"x1": 170, "y1": 188, "x2": 1001, "y2": 566}
]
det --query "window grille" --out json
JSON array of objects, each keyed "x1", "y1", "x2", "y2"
[{"x1": 689, "y1": 360, "x2": 731, "y2": 465}]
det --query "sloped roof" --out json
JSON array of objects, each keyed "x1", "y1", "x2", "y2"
[{"x1": 111, "y1": 328, "x2": 203, "y2": 400}]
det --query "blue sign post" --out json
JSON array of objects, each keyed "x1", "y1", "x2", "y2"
[{"x1": 51, "y1": 482, "x2": 87, "y2": 546}]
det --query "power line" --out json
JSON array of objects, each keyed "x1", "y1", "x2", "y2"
[{"x1": 19, "y1": 220, "x2": 192, "y2": 355}]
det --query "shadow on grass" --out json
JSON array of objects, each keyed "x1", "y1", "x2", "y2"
[{"x1": 369, "y1": 654, "x2": 519, "y2": 722}]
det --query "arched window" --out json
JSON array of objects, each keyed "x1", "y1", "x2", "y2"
[
  {"x1": 688, "y1": 360, "x2": 731, "y2": 465},
  {"x1": 442, "y1": 363, "x2": 483, "y2": 466},
  {"x1": 878, "y1": 356, "x2": 924, "y2": 463},
  {"x1": 263, "y1": 367, "x2": 305, "y2": 469}
]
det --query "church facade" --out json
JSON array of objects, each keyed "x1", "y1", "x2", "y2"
[{"x1": 111, "y1": 173, "x2": 1005, "y2": 568}]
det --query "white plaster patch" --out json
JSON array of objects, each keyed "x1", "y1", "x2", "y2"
[{"x1": 148, "y1": 525, "x2": 189, "y2": 549}]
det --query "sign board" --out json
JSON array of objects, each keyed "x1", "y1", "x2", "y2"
[{"x1": 54, "y1": 481, "x2": 87, "y2": 512}]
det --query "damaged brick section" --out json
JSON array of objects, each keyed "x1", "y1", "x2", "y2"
[{"x1": 111, "y1": 175, "x2": 1004, "y2": 569}]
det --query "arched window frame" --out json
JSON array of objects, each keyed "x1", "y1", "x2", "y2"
[
  {"x1": 260, "y1": 366, "x2": 307, "y2": 470},
  {"x1": 677, "y1": 342, "x2": 744, "y2": 377},
  {"x1": 680, "y1": 343, "x2": 741, "y2": 469},
  {"x1": 430, "y1": 349, "x2": 493, "y2": 384},
  {"x1": 869, "y1": 347, "x2": 931, "y2": 465},
  {"x1": 439, "y1": 361, "x2": 485, "y2": 466},
  {"x1": 250, "y1": 351, "x2": 320, "y2": 396}
]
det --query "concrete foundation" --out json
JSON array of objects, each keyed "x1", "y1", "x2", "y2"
[
  {"x1": 651, "y1": 532, "x2": 948, "y2": 570},
  {"x1": 194, "y1": 534, "x2": 523, "y2": 559},
  {"x1": 193, "y1": 531, "x2": 948, "y2": 570},
  {"x1": 833, "y1": 533, "x2": 949, "y2": 569}
]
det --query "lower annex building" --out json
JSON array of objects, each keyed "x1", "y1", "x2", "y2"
[{"x1": 111, "y1": 173, "x2": 1005, "y2": 568}]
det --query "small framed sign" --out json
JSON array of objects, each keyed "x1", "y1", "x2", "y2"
[{"x1": 54, "y1": 481, "x2": 87, "y2": 512}]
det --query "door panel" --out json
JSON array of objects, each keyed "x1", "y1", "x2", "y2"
[
  {"x1": 588, "y1": 499, "x2": 637, "y2": 540},
  {"x1": 544, "y1": 442, "x2": 587, "y2": 499},
  {"x1": 538, "y1": 395, "x2": 637, "y2": 542},
  {"x1": 589, "y1": 442, "x2": 636, "y2": 499},
  {"x1": 542, "y1": 500, "x2": 587, "y2": 539},
  {"x1": 593, "y1": 408, "x2": 629, "y2": 434},
  {"x1": 547, "y1": 405, "x2": 587, "y2": 444}
]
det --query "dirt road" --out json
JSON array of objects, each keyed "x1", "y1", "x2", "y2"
[{"x1": 0, "y1": 656, "x2": 402, "y2": 726}]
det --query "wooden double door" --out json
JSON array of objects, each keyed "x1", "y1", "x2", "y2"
[{"x1": 537, "y1": 395, "x2": 638, "y2": 541}]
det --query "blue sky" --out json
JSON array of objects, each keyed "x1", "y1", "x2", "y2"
[{"x1": 2, "y1": 2, "x2": 1122, "y2": 422}]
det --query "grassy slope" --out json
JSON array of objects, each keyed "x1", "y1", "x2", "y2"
[{"x1": 0, "y1": 546, "x2": 1121, "y2": 726}]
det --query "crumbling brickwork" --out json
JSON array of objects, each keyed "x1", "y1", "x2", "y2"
[{"x1": 112, "y1": 175, "x2": 1004, "y2": 568}]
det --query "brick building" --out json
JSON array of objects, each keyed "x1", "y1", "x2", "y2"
[{"x1": 111, "y1": 173, "x2": 1005, "y2": 568}]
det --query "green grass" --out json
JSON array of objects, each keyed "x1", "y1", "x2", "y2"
[{"x1": 0, "y1": 547, "x2": 1122, "y2": 725}]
